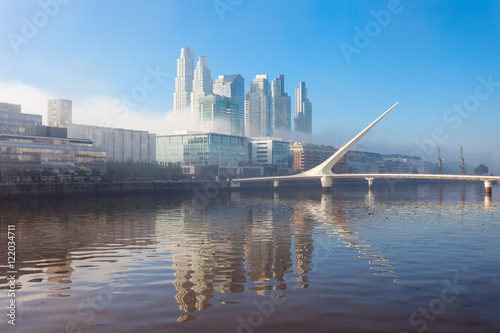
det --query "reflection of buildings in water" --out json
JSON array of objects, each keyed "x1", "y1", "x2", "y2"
[
  {"x1": 244, "y1": 205, "x2": 274, "y2": 284},
  {"x1": 292, "y1": 204, "x2": 314, "y2": 288},
  {"x1": 155, "y1": 203, "x2": 249, "y2": 312},
  {"x1": 155, "y1": 206, "x2": 213, "y2": 313},
  {"x1": 156, "y1": 197, "x2": 296, "y2": 309},
  {"x1": 0, "y1": 196, "x2": 159, "y2": 293},
  {"x1": 43, "y1": 262, "x2": 74, "y2": 296},
  {"x1": 172, "y1": 254, "x2": 215, "y2": 312},
  {"x1": 243, "y1": 202, "x2": 293, "y2": 293}
]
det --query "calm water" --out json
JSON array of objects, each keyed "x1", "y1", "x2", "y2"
[{"x1": 1, "y1": 182, "x2": 499, "y2": 333}]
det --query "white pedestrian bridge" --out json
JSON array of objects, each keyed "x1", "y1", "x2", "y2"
[{"x1": 231, "y1": 102, "x2": 500, "y2": 195}]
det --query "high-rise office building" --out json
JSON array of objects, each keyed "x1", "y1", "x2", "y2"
[
  {"x1": 245, "y1": 75, "x2": 272, "y2": 138},
  {"x1": 294, "y1": 82, "x2": 312, "y2": 134},
  {"x1": 173, "y1": 47, "x2": 195, "y2": 113},
  {"x1": 191, "y1": 56, "x2": 213, "y2": 116},
  {"x1": 213, "y1": 74, "x2": 245, "y2": 134},
  {"x1": 199, "y1": 94, "x2": 242, "y2": 136},
  {"x1": 271, "y1": 75, "x2": 291, "y2": 135},
  {"x1": 48, "y1": 99, "x2": 72, "y2": 127}
]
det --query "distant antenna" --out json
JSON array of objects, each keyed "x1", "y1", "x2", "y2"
[
  {"x1": 437, "y1": 147, "x2": 443, "y2": 174},
  {"x1": 459, "y1": 146, "x2": 466, "y2": 175}
]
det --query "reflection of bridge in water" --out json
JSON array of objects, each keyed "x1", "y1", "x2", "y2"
[{"x1": 232, "y1": 102, "x2": 500, "y2": 196}]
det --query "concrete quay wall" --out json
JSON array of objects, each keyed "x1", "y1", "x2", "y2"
[{"x1": 0, "y1": 181, "x2": 231, "y2": 199}]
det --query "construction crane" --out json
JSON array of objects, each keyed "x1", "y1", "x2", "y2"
[
  {"x1": 437, "y1": 146, "x2": 443, "y2": 174},
  {"x1": 459, "y1": 146, "x2": 466, "y2": 175}
]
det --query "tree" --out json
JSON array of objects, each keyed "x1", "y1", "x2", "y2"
[{"x1": 474, "y1": 164, "x2": 489, "y2": 175}]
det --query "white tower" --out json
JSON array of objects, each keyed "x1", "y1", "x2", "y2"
[
  {"x1": 173, "y1": 47, "x2": 195, "y2": 113},
  {"x1": 191, "y1": 56, "x2": 213, "y2": 117}
]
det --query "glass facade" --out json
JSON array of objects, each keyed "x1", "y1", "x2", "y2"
[
  {"x1": 213, "y1": 74, "x2": 245, "y2": 135},
  {"x1": 0, "y1": 134, "x2": 106, "y2": 173},
  {"x1": 0, "y1": 102, "x2": 22, "y2": 114},
  {"x1": 199, "y1": 94, "x2": 242, "y2": 136},
  {"x1": 250, "y1": 139, "x2": 291, "y2": 167},
  {"x1": 0, "y1": 111, "x2": 43, "y2": 135},
  {"x1": 156, "y1": 132, "x2": 248, "y2": 166},
  {"x1": 272, "y1": 140, "x2": 292, "y2": 167}
]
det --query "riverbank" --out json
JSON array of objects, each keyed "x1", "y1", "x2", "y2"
[{"x1": 0, "y1": 180, "x2": 232, "y2": 199}]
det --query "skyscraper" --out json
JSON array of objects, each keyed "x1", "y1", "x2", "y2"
[
  {"x1": 173, "y1": 47, "x2": 195, "y2": 113},
  {"x1": 198, "y1": 94, "x2": 242, "y2": 136},
  {"x1": 48, "y1": 99, "x2": 72, "y2": 127},
  {"x1": 271, "y1": 75, "x2": 291, "y2": 135},
  {"x1": 191, "y1": 56, "x2": 213, "y2": 116},
  {"x1": 213, "y1": 74, "x2": 244, "y2": 135},
  {"x1": 245, "y1": 75, "x2": 272, "y2": 138},
  {"x1": 294, "y1": 82, "x2": 312, "y2": 134}
]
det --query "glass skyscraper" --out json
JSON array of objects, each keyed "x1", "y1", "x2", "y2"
[
  {"x1": 213, "y1": 74, "x2": 244, "y2": 135},
  {"x1": 245, "y1": 75, "x2": 272, "y2": 138},
  {"x1": 198, "y1": 94, "x2": 242, "y2": 136},
  {"x1": 294, "y1": 82, "x2": 312, "y2": 134},
  {"x1": 271, "y1": 75, "x2": 291, "y2": 136}
]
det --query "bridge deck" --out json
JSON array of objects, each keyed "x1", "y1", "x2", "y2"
[{"x1": 233, "y1": 173, "x2": 500, "y2": 183}]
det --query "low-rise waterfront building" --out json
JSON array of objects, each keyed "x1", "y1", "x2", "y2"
[
  {"x1": 381, "y1": 154, "x2": 433, "y2": 174},
  {"x1": 218, "y1": 165, "x2": 265, "y2": 178},
  {"x1": 156, "y1": 131, "x2": 249, "y2": 166},
  {"x1": 0, "y1": 102, "x2": 43, "y2": 135},
  {"x1": 0, "y1": 134, "x2": 106, "y2": 178},
  {"x1": 66, "y1": 124, "x2": 156, "y2": 163},
  {"x1": 249, "y1": 137, "x2": 291, "y2": 168},
  {"x1": 291, "y1": 142, "x2": 338, "y2": 172}
]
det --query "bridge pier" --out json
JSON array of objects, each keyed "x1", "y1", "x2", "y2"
[
  {"x1": 484, "y1": 181, "x2": 492, "y2": 196},
  {"x1": 366, "y1": 177, "x2": 374, "y2": 190},
  {"x1": 231, "y1": 181, "x2": 241, "y2": 191},
  {"x1": 274, "y1": 180, "x2": 279, "y2": 192},
  {"x1": 321, "y1": 176, "x2": 333, "y2": 192}
]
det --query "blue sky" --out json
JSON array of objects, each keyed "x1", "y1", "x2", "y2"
[{"x1": 1, "y1": 0, "x2": 499, "y2": 170}]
